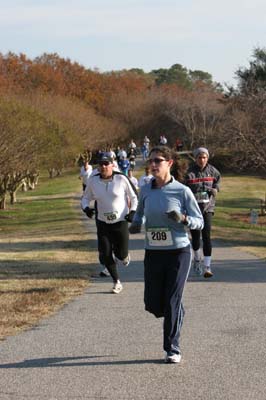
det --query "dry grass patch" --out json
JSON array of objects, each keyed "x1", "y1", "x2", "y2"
[
  {"x1": 212, "y1": 225, "x2": 266, "y2": 259},
  {"x1": 0, "y1": 279, "x2": 89, "y2": 340},
  {"x1": 0, "y1": 232, "x2": 98, "y2": 340},
  {"x1": 0, "y1": 169, "x2": 99, "y2": 341}
]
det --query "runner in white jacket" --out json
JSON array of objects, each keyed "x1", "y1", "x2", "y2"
[{"x1": 81, "y1": 153, "x2": 138, "y2": 294}]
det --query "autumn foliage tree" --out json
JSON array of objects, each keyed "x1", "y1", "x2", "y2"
[
  {"x1": 0, "y1": 93, "x2": 93, "y2": 207},
  {"x1": 0, "y1": 96, "x2": 48, "y2": 208},
  {"x1": 3, "y1": 47, "x2": 264, "y2": 206}
]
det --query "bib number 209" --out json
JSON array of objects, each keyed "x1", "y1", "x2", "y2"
[
  {"x1": 151, "y1": 231, "x2": 167, "y2": 241},
  {"x1": 147, "y1": 228, "x2": 173, "y2": 246}
]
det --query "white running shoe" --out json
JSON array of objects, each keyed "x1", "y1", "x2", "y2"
[
  {"x1": 165, "y1": 352, "x2": 181, "y2": 363},
  {"x1": 112, "y1": 281, "x2": 123, "y2": 294},
  {"x1": 203, "y1": 266, "x2": 213, "y2": 278},
  {"x1": 99, "y1": 267, "x2": 110, "y2": 277}
]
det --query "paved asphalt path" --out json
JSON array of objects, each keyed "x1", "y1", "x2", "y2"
[{"x1": 1, "y1": 210, "x2": 266, "y2": 398}]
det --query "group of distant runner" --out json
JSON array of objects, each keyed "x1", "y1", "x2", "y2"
[{"x1": 79, "y1": 137, "x2": 221, "y2": 364}]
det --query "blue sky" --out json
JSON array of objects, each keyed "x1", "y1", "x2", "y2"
[{"x1": 1, "y1": 0, "x2": 266, "y2": 86}]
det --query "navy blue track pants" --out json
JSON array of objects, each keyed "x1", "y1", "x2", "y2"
[{"x1": 144, "y1": 245, "x2": 191, "y2": 354}]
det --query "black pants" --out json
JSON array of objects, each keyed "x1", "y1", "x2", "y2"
[
  {"x1": 144, "y1": 245, "x2": 191, "y2": 354},
  {"x1": 96, "y1": 219, "x2": 129, "y2": 282},
  {"x1": 190, "y1": 212, "x2": 212, "y2": 256}
]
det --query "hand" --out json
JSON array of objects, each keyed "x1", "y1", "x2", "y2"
[
  {"x1": 125, "y1": 210, "x2": 136, "y2": 223},
  {"x1": 83, "y1": 207, "x2": 94, "y2": 218},
  {"x1": 129, "y1": 223, "x2": 141, "y2": 234},
  {"x1": 210, "y1": 188, "x2": 218, "y2": 197},
  {"x1": 166, "y1": 210, "x2": 184, "y2": 223}
]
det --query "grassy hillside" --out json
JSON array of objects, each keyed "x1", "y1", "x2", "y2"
[{"x1": 213, "y1": 175, "x2": 266, "y2": 258}]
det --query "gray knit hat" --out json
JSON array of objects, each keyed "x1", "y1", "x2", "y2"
[{"x1": 193, "y1": 147, "x2": 209, "y2": 158}]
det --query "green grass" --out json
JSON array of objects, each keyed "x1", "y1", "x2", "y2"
[
  {"x1": 0, "y1": 168, "x2": 82, "y2": 237},
  {"x1": 0, "y1": 166, "x2": 98, "y2": 275},
  {"x1": 19, "y1": 167, "x2": 80, "y2": 197},
  {"x1": 213, "y1": 174, "x2": 266, "y2": 258},
  {"x1": 1, "y1": 169, "x2": 266, "y2": 261},
  {"x1": 1, "y1": 198, "x2": 79, "y2": 235}
]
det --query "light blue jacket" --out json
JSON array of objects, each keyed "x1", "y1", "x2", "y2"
[{"x1": 133, "y1": 177, "x2": 204, "y2": 250}]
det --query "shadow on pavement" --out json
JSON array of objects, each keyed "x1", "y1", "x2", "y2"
[{"x1": 0, "y1": 356, "x2": 162, "y2": 369}]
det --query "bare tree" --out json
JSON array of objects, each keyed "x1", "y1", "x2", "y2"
[
  {"x1": 219, "y1": 92, "x2": 266, "y2": 172},
  {"x1": 163, "y1": 85, "x2": 224, "y2": 149}
]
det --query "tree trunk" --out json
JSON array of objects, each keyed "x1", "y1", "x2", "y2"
[
  {"x1": 0, "y1": 196, "x2": 6, "y2": 210},
  {"x1": 10, "y1": 191, "x2": 17, "y2": 205},
  {"x1": 48, "y1": 168, "x2": 55, "y2": 178},
  {"x1": 21, "y1": 180, "x2": 28, "y2": 191}
]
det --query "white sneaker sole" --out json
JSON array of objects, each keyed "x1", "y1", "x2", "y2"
[
  {"x1": 111, "y1": 285, "x2": 123, "y2": 294},
  {"x1": 165, "y1": 354, "x2": 181, "y2": 363},
  {"x1": 112, "y1": 288, "x2": 123, "y2": 294}
]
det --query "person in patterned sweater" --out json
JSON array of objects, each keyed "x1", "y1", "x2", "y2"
[{"x1": 184, "y1": 147, "x2": 221, "y2": 278}]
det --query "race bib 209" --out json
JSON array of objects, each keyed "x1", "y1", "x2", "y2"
[{"x1": 147, "y1": 227, "x2": 173, "y2": 246}]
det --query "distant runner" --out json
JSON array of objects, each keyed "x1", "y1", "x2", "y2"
[{"x1": 184, "y1": 147, "x2": 221, "y2": 278}]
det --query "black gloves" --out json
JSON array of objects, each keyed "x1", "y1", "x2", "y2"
[
  {"x1": 125, "y1": 210, "x2": 136, "y2": 223},
  {"x1": 166, "y1": 211, "x2": 188, "y2": 225},
  {"x1": 83, "y1": 207, "x2": 94, "y2": 218},
  {"x1": 166, "y1": 210, "x2": 183, "y2": 222},
  {"x1": 129, "y1": 224, "x2": 141, "y2": 234}
]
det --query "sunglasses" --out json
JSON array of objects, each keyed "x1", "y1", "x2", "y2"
[
  {"x1": 99, "y1": 161, "x2": 111, "y2": 166},
  {"x1": 148, "y1": 158, "x2": 167, "y2": 164}
]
